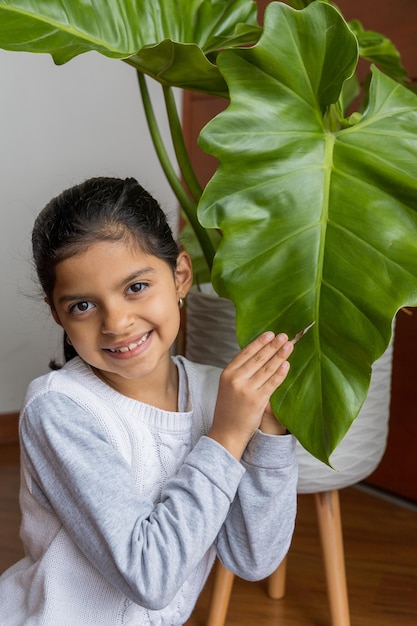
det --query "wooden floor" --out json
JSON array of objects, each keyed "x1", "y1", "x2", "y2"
[{"x1": 1, "y1": 442, "x2": 417, "y2": 625}]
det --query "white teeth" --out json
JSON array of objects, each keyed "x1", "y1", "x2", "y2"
[{"x1": 108, "y1": 333, "x2": 149, "y2": 353}]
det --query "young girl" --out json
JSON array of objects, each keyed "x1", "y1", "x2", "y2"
[{"x1": 0, "y1": 177, "x2": 298, "y2": 625}]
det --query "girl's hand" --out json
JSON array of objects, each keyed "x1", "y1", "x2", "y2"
[
  {"x1": 259, "y1": 401, "x2": 288, "y2": 435},
  {"x1": 208, "y1": 332, "x2": 294, "y2": 460}
]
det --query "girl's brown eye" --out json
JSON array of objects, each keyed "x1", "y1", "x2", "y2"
[
  {"x1": 70, "y1": 301, "x2": 94, "y2": 314},
  {"x1": 127, "y1": 282, "x2": 147, "y2": 294}
]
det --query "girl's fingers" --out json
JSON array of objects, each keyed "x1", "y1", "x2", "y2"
[
  {"x1": 228, "y1": 332, "x2": 289, "y2": 372},
  {"x1": 222, "y1": 332, "x2": 294, "y2": 397},
  {"x1": 254, "y1": 357, "x2": 291, "y2": 393},
  {"x1": 250, "y1": 340, "x2": 293, "y2": 389},
  {"x1": 243, "y1": 334, "x2": 293, "y2": 383}
]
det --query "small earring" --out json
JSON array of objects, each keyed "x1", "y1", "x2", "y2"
[{"x1": 179, "y1": 297, "x2": 184, "y2": 309}]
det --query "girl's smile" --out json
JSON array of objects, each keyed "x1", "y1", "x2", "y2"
[
  {"x1": 104, "y1": 330, "x2": 152, "y2": 356},
  {"x1": 50, "y1": 240, "x2": 192, "y2": 403}
]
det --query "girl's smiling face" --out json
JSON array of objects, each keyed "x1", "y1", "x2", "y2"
[{"x1": 50, "y1": 239, "x2": 192, "y2": 400}]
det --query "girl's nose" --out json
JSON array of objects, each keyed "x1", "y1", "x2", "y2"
[{"x1": 101, "y1": 306, "x2": 134, "y2": 335}]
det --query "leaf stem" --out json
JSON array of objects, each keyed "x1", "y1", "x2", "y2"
[
  {"x1": 163, "y1": 85, "x2": 203, "y2": 203},
  {"x1": 136, "y1": 71, "x2": 215, "y2": 270}
]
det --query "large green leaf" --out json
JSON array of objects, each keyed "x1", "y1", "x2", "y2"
[
  {"x1": 286, "y1": 1, "x2": 410, "y2": 86},
  {"x1": 0, "y1": 0, "x2": 260, "y2": 95},
  {"x1": 198, "y1": 1, "x2": 417, "y2": 463},
  {"x1": 349, "y1": 18, "x2": 409, "y2": 85}
]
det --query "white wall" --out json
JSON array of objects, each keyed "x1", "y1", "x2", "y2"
[{"x1": 0, "y1": 49, "x2": 180, "y2": 413}]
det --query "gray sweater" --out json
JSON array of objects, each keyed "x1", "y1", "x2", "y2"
[{"x1": 0, "y1": 356, "x2": 297, "y2": 625}]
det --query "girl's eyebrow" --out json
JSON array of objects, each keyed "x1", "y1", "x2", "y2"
[
  {"x1": 121, "y1": 267, "x2": 155, "y2": 287},
  {"x1": 57, "y1": 267, "x2": 156, "y2": 304}
]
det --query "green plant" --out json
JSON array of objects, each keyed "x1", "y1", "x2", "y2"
[{"x1": 1, "y1": 0, "x2": 416, "y2": 463}]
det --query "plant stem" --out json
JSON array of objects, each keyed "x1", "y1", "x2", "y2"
[
  {"x1": 163, "y1": 85, "x2": 203, "y2": 204},
  {"x1": 136, "y1": 71, "x2": 215, "y2": 270}
]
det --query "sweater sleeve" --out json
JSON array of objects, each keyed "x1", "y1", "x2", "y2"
[
  {"x1": 20, "y1": 392, "x2": 245, "y2": 610},
  {"x1": 215, "y1": 429, "x2": 298, "y2": 580}
]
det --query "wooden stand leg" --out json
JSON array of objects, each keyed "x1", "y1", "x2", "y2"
[
  {"x1": 314, "y1": 490, "x2": 351, "y2": 626},
  {"x1": 267, "y1": 554, "x2": 288, "y2": 599},
  {"x1": 206, "y1": 560, "x2": 235, "y2": 626}
]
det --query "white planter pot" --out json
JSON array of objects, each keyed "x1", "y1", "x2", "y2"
[{"x1": 184, "y1": 283, "x2": 393, "y2": 491}]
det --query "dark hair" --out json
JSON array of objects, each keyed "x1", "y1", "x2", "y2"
[
  {"x1": 33, "y1": 176, "x2": 179, "y2": 301},
  {"x1": 32, "y1": 176, "x2": 180, "y2": 364}
]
